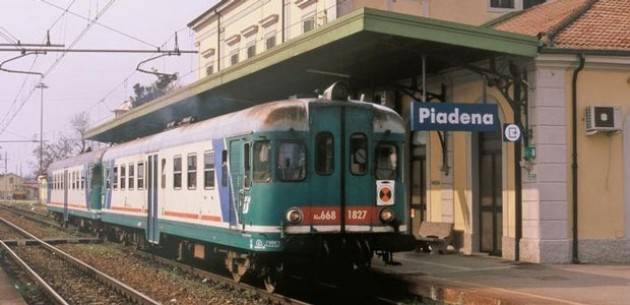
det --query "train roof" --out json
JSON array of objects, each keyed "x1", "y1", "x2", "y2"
[
  {"x1": 100, "y1": 98, "x2": 404, "y2": 161},
  {"x1": 48, "y1": 149, "x2": 106, "y2": 173}
]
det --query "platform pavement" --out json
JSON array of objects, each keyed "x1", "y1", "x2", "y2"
[
  {"x1": 373, "y1": 251, "x2": 630, "y2": 305},
  {"x1": 0, "y1": 266, "x2": 28, "y2": 305}
]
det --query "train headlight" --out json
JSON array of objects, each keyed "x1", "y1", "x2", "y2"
[
  {"x1": 286, "y1": 208, "x2": 303, "y2": 225},
  {"x1": 379, "y1": 208, "x2": 395, "y2": 224}
]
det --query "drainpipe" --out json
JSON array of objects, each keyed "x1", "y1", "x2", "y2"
[
  {"x1": 572, "y1": 54, "x2": 585, "y2": 264},
  {"x1": 281, "y1": 0, "x2": 285, "y2": 43},
  {"x1": 216, "y1": 10, "x2": 221, "y2": 72}
]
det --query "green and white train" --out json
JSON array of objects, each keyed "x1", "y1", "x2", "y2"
[{"x1": 46, "y1": 95, "x2": 414, "y2": 291}]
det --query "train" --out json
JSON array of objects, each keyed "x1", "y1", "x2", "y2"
[{"x1": 45, "y1": 89, "x2": 415, "y2": 292}]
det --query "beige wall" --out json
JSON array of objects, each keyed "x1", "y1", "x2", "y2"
[
  {"x1": 189, "y1": 0, "x2": 512, "y2": 80},
  {"x1": 423, "y1": 0, "x2": 513, "y2": 26},
  {"x1": 0, "y1": 174, "x2": 24, "y2": 192},
  {"x1": 569, "y1": 68, "x2": 630, "y2": 240},
  {"x1": 397, "y1": 69, "x2": 516, "y2": 256},
  {"x1": 339, "y1": 0, "x2": 423, "y2": 17}
]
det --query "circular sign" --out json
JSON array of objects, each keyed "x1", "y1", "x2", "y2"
[
  {"x1": 379, "y1": 186, "x2": 392, "y2": 203},
  {"x1": 504, "y1": 124, "x2": 521, "y2": 142}
]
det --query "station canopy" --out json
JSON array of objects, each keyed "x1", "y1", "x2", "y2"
[{"x1": 86, "y1": 8, "x2": 538, "y2": 143}]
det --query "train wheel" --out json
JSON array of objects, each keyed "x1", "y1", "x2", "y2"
[
  {"x1": 225, "y1": 251, "x2": 250, "y2": 282},
  {"x1": 263, "y1": 263, "x2": 283, "y2": 293}
]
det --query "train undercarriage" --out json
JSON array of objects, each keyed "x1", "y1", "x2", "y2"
[{"x1": 53, "y1": 212, "x2": 414, "y2": 292}]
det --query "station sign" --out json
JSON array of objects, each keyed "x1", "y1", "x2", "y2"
[{"x1": 410, "y1": 102, "x2": 499, "y2": 132}]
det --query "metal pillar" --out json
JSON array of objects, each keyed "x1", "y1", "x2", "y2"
[
  {"x1": 35, "y1": 82, "x2": 48, "y2": 176},
  {"x1": 510, "y1": 64, "x2": 523, "y2": 262}
]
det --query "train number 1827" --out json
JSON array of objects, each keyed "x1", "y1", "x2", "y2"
[{"x1": 347, "y1": 209, "x2": 368, "y2": 220}]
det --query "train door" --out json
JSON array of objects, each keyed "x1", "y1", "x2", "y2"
[
  {"x1": 146, "y1": 154, "x2": 160, "y2": 243},
  {"x1": 309, "y1": 104, "x2": 373, "y2": 231},
  {"x1": 344, "y1": 106, "x2": 374, "y2": 230},
  {"x1": 63, "y1": 169, "x2": 69, "y2": 222},
  {"x1": 309, "y1": 105, "x2": 342, "y2": 230},
  {"x1": 478, "y1": 131, "x2": 502, "y2": 256},
  {"x1": 229, "y1": 139, "x2": 251, "y2": 230}
]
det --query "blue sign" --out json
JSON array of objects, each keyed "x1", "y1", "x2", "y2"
[{"x1": 410, "y1": 102, "x2": 500, "y2": 132}]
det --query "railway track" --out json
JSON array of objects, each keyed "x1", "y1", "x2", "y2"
[
  {"x1": 0, "y1": 203, "x2": 419, "y2": 305},
  {"x1": 0, "y1": 216, "x2": 160, "y2": 305},
  {"x1": 0, "y1": 204, "x2": 314, "y2": 305}
]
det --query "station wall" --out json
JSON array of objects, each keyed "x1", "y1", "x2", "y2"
[
  {"x1": 412, "y1": 54, "x2": 630, "y2": 263},
  {"x1": 399, "y1": 67, "x2": 518, "y2": 258},
  {"x1": 567, "y1": 62, "x2": 630, "y2": 262}
]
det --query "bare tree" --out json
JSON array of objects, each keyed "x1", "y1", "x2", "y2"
[
  {"x1": 70, "y1": 111, "x2": 90, "y2": 153},
  {"x1": 32, "y1": 134, "x2": 76, "y2": 176}
]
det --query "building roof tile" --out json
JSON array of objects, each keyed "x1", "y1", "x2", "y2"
[{"x1": 493, "y1": 0, "x2": 630, "y2": 51}]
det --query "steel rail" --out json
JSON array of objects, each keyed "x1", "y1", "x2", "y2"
[
  {"x1": 0, "y1": 216, "x2": 161, "y2": 305},
  {"x1": 0, "y1": 240, "x2": 70, "y2": 305},
  {"x1": 0, "y1": 205, "x2": 304, "y2": 305},
  {"x1": 133, "y1": 250, "x2": 311, "y2": 305},
  {"x1": 0, "y1": 205, "x2": 64, "y2": 230},
  {"x1": 4, "y1": 205, "x2": 406, "y2": 305}
]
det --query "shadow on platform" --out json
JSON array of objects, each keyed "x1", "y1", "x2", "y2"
[{"x1": 373, "y1": 251, "x2": 630, "y2": 305}]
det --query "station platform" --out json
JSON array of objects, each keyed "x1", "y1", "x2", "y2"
[
  {"x1": 0, "y1": 267, "x2": 27, "y2": 305},
  {"x1": 373, "y1": 252, "x2": 630, "y2": 305}
]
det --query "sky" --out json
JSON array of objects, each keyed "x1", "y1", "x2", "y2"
[{"x1": 0, "y1": 0, "x2": 216, "y2": 176}]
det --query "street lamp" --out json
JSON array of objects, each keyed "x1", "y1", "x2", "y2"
[{"x1": 35, "y1": 82, "x2": 48, "y2": 176}]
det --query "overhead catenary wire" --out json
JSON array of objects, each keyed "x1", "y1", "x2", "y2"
[
  {"x1": 83, "y1": 0, "x2": 351, "y2": 129},
  {"x1": 0, "y1": 0, "x2": 80, "y2": 133},
  {"x1": 0, "y1": 0, "x2": 117, "y2": 136},
  {"x1": 0, "y1": 27, "x2": 19, "y2": 43},
  {"x1": 82, "y1": 26, "x2": 193, "y2": 118},
  {"x1": 39, "y1": 0, "x2": 159, "y2": 49}
]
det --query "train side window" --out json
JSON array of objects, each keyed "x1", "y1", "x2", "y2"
[
  {"x1": 315, "y1": 132, "x2": 334, "y2": 175},
  {"x1": 187, "y1": 153, "x2": 197, "y2": 190},
  {"x1": 137, "y1": 162, "x2": 145, "y2": 189},
  {"x1": 161, "y1": 159, "x2": 166, "y2": 189},
  {"x1": 221, "y1": 150, "x2": 228, "y2": 187},
  {"x1": 204, "y1": 150, "x2": 215, "y2": 189},
  {"x1": 120, "y1": 165, "x2": 126, "y2": 189},
  {"x1": 375, "y1": 143, "x2": 398, "y2": 180},
  {"x1": 173, "y1": 156, "x2": 182, "y2": 189},
  {"x1": 113, "y1": 167, "x2": 118, "y2": 190},
  {"x1": 350, "y1": 133, "x2": 368, "y2": 175},
  {"x1": 253, "y1": 141, "x2": 271, "y2": 183},
  {"x1": 105, "y1": 168, "x2": 111, "y2": 189},
  {"x1": 277, "y1": 141, "x2": 306, "y2": 181},
  {"x1": 128, "y1": 164, "x2": 135, "y2": 190},
  {"x1": 244, "y1": 143, "x2": 251, "y2": 189}
]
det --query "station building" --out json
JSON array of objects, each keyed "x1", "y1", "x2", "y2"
[
  {"x1": 188, "y1": 0, "x2": 545, "y2": 79},
  {"x1": 87, "y1": 0, "x2": 630, "y2": 264}
]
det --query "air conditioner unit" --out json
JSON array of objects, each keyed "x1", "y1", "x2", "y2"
[{"x1": 584, "y1": 106, "x2": 622, "y2": 135}]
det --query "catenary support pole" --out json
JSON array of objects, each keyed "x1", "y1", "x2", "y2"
[{"x1": 35, "y1": 82, "x2": 48, "y2": 176}]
